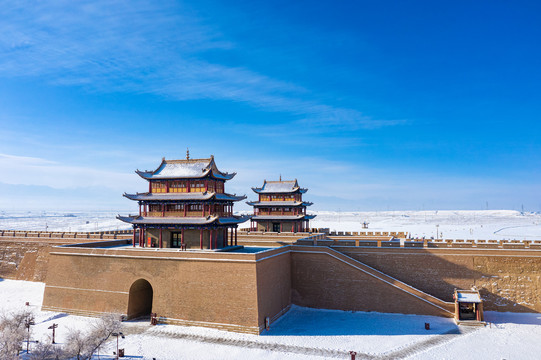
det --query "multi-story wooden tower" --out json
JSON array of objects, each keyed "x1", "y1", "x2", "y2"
[
  {"x1": 118, "y1": 154, "x2": 248, "y2": 249},
  {"x1": 247, "y1": 179, "x2": 315, "y2": 233}
]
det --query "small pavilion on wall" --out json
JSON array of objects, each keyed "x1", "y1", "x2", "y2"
[
  {"x1": 247, "y1": 179, "x2": 315, "y2": 233},
  {"x1": 117, "y1": 154, "x2": 248, "y2": 249}
]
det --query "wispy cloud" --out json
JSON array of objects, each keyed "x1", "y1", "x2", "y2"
[
  {"x1": 0, "y1": 153, "x2": 140, "y2": 191},
  {"x1": 0, "y1": 1, "x2": 400, "y2": 129}
]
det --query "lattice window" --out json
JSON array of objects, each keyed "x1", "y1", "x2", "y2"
[
  {"x1": 189, "y1": 204, "x2": 203, "y2": 211},
  {"x1": 169, "y1": 181, "x2": 187, "y2": 193},
  {"x1": 216, "y1": 181, "x2": 224, "y2": 193},
  {"x1": 190, "y1": 181, "x2": 205, "y2": 192},
  {"x1": 151, "y1": 181, "x2": 166, "y2": 193}
]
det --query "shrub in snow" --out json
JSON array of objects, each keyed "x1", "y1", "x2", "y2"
[{"x1": 29, "y1": 339, "x2": 64, "y2": 360}]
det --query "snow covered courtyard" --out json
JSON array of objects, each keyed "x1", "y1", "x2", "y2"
[{"x1": 1, "y1": 279, "x2": 540, "y2": 359}]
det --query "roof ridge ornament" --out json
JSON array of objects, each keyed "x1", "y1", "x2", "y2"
[{"x1": 186, "y1": 148, "x2": 190, "y2": 160}]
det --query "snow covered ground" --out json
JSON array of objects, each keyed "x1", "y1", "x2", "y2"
[
  {"x1": 0, "y1": 211, "x2": 131, "y2": 232},
  {"x1": 1, "y1": 209, "x2": 541, "y2": 240},
  {"x1": 311, "y1": 210, "x2": 541, "y2": 240},
  {"x1": 1, "y1": 279, "x2": 540, "y2": 359}
]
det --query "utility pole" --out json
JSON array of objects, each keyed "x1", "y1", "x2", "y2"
[
  {"x1": 112, "y1": 332, "x2": 125, "y2": 359},
  {"x1": 25, "y1": 317, "x2": 35, "y2": 353}
]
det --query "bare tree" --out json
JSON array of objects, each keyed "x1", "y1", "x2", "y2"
[
  {"x1": 64, "y1": 313, "x2": 122, "y2": 360},
  {"x1": 64, "y1": 329, "x2": 91, "y2": 360},
  {"x1": 0, "y1": 308, "x2": 35, "y2": 359}
]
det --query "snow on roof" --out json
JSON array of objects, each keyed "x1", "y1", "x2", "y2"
[
  {"x1": 136, "y1": 156, "x2": 235, "y2": 180},
  {"x1": 155, "y1": 160, "x2": 210, "y2": 177},
  {"x1": 252, "y1": 179, "x2": 307, "y2": 194},
  {"x1": 456, "y1": 291, "x2": 482, "y2": 303},
  {"x1": 263, "y1": 181, "x2": 297, "y2": 192}
]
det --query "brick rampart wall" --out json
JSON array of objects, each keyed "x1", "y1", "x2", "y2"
[
  {"x1": 0, "y1": 240, "x2": 52, "y2": 281},
  {"x1": 289, "y1": 246, "x2": 453, "y2": 317},
  {"x1": 42, "y1": 246, "x2": 292, "y2": 334},
  {"x1": 0, "y1": 232, "x2": 132, "y2": 281},
  {"x1": 333, "y1": 246, "x2": 541, "y2": 313}
]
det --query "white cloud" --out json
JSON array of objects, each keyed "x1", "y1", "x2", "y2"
[
  {"x1": 0, "y1": 153, "x2": 139, "y2": 191},
  {"x1": 0, "y1": 1, "x2": 399, "y2": 129}
]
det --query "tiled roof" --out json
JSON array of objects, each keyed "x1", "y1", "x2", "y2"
[
  {"x1": 245, "y1": 201, "x2": 312, "y2": 207},
  {"x1": 251, "y1": 215, "x2": 316, "y2": 221},
  {"x1": 124, "y1": 192, "x2": 246, "y2": 202},
  {"x1": 136, "y1": 156, "x2": 235, "y2": 180},
  {"x1": 252, "y1": 179, "x2": 308, "y2": 194},
  {"x1": 116, "y1": 215, "x2": 249, "y2": 226}
]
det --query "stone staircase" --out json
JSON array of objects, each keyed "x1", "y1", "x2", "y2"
[{"x1": 292, "y1": 245, "x2": 455, "y2": 317}]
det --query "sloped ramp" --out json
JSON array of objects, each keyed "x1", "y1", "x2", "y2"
[{"x1": 290, "y1": 245, "x2": 455, "y2": 317}]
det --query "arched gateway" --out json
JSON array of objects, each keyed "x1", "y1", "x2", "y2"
[{"x1": 127, "y1": 279, "x2": 153, "y2": 319}]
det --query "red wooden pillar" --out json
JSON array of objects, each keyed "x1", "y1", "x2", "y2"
[
  {"x1": 139, "y1": 204, "x2": 141, "y2": 216},
  {"x1": 132, "y1": 228, "x2": 136, "y2": 247},
  {"x1": 266, "y1": 223, "x2": 269, "y2": 232},
  {"x1": 162, "y1": 204, "x2": 165, "y2": 217},
  {"x1": 184, "y1": 204, "x2": 187, "y2": 217},
  {"x1": 165, "y1": 181, "x2": 169, "y2": 193},
  {"x1": 291, "y1": 224, "x2": 294, "y2": 232},
  {"x1": 234, "y1": 227, "x2": 237, "y2": 246},
  {"x1": 159, "y1": 228, "x2": 163, "y2": 248},
  {"x1": 181, "y1": 229, "x2": 185, "y2": 247},
  {"x1": 148, "y1": 181, "x2": 151, "y2": 193},
  {"x1": 225, "y1": 227, "x2": 229, "y2": 247},
  {"x1": 199, "y1": 229, "x2": 203, "y2": 250},
  {"x1": 209, "y1": 229, "x2": 213, "y2": 250}
]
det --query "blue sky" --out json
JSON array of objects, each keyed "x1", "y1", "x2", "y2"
[{"x1": 0, "y1": 0, "x2": 540, "y2": 211}]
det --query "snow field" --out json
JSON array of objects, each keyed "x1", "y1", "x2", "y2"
[
  {"x1": 311, "y1": 210, "x2": 541, "y2": 240},
  {"x1": 1, "y1": 210, "x2": 541, "y2": 241}
]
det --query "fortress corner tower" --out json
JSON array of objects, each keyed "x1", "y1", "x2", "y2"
[{"x1": 247, "y1": 179, "x2": 315, "y2": 233}]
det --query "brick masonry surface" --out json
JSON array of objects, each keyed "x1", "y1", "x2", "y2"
[
  {"x1": 42, "y1": 246, "x2": 292, "y2": 334},
  {"x1": 333, "y1": 247, "x2": 541, "y2": 312},
  {"x1": 1, "y1": 234, "x2": 540, "y2": 334}
]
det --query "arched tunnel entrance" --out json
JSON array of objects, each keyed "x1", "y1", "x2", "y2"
[{"x1": 127, "y1": 279, "x2": 153, "y2": 320}]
